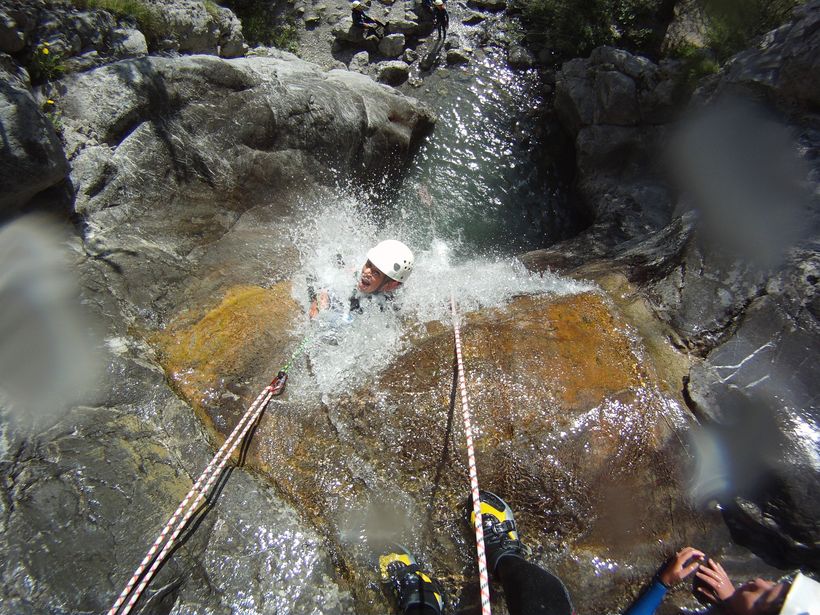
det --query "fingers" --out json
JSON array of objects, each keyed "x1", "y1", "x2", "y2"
[
  {"x1": 681, "y1": 559, "x2": 701, "y2": 577},
  {"x1": 677, "y1": 547, "x2": 705, "y2": 560},
  {"x1": 696, "y1": 570, "x2": 723, "y2": 590},
  {"x1": 698, "y1": 562, "x2": 725, "y2": 581}
]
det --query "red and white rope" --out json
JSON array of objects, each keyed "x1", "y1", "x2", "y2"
[
  {"x1": 109, "y1": 385, "x2": 274, "y2": 615},
  {"x1": 450, "y1": 293, "x2": 492, "y2": 615}
]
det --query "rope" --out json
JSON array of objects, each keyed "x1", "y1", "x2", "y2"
[
  {"x1": 450, "y1": 292, "x2": 492, "y2": 615},
  {"x1": 109, "y1": 335, "x2": 311, "y2": 615},
  {"x1": 281, "y1": 335, "x2": 312, "y2": 374}
]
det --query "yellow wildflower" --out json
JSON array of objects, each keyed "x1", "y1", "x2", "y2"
[
  {"x1": 46, "y1": 99, "x2": 55, "y2": 105},
  {"x1": 43, "y1": 41, "x2": 50, "y2": 46},
  {"x1": 42, "y1": 47, "x2": 50, "y2": 55}
]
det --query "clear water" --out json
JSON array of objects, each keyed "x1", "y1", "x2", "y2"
[
  {"x1": 280, "y1": 50, "x2": 588, "y2": 397},
  {"x1": 379, "y1": 49, "x2": 581, "y2": 258}
]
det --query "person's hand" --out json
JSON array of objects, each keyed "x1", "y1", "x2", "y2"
[
  {"x1": 695, "y1": 558, "x2": 735, "y2": 604},
  {"x1": 659, "y1": 547, "x2": 705, "y2": 587},
  {"x1": 309, "y1": 291, "x2": 330, "y2": 319}
]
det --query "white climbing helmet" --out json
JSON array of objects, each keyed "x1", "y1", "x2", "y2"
[
  {"x1": 434, "y1": 0, "x2": 444, "y2": 6},
  {"x1": 351, "y1": 0, "x2": 363, "y2": 8},
  {"x1": 367, "y1": 240, "x2": 414, "y2": 284}
]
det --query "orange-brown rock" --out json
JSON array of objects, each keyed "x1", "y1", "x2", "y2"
[
  {"x1": 152, "y1": 282, "x2": 301, "y2": 433},
  {"x1": 153, "y1": 288, "x2": 737, "y2": 614}
]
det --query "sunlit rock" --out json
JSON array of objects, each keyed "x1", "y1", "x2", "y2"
[
  {"x1": 379, "y1": 32, "x2": 405, "y2": 58},
  {"x1": 0, "y1": 64, "x2": 67, "y2": 213},
  {"x1": 446, "y1": 48, "x2": 470, "y2": 65},
  {"x1": 349, "y1": 49, "x2": 370, "y2": 72},
  {"x1": 155, "y1": 289, "x2": 740, "y2": 613},
  {"x1": 507, "y1": 44, "x2": 534, "y2": 69},
  {"x1": 377, "y1": 59, "x2": 410, "y2": 85},
  {"x1": 153, "y1": 283, "x2": 301, "y2": 422}
]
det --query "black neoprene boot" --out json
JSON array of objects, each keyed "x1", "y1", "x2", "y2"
[
  {"x1": 379, "y1": 545, "x2": 444, "y2": 615},
  {"x1": 466, "y1": 491, "x2": 527, "y2": 576}
]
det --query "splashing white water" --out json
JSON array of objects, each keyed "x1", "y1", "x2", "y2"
[{"x1": 286, "y1": 195, "x2": 594, "y2": 396}]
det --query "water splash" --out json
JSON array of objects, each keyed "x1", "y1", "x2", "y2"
[{"x1": 286, "y1": 197, "x2": 594, "y2": 396}]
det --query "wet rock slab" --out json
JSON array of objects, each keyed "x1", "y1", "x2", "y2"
[
  {"x1": 0, "y1": 315, "x2": 352, "y2": 614},
  {"x1": 154, "y1": 289, "x2": 757, "y2": 613}
]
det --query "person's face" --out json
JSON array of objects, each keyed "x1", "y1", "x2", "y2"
[
  {"x1": 358, "y1": 260, "x2": 388, "y2": 293},
  {"x1": 727, "y1": 579, "x2": 788, "y2": 615}
]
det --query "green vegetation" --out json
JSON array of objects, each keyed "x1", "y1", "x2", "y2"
[
  {"x1": 203, "y1": 0, "x2": 222, "y2": 20},
  {"x1": 519, "y1": 0, "x2": 804, "y2": 62},
  {"x1": 70, "y1": 0, "x2": 164, "y2": 41},
  {"x1": 269, "y1": 19, "x2": 299, "y2": 53},
  {"x1": 221, "y1": 0, "x2": 300, "y2": 51},
  {"x1": 43, "y1": 98, "x2": 65, "y2": 138},
  {"x1": 30, "y1": 42, "x2": 65, "y2": 82},
  {"x1": 520, "y1": 0, "x2": 673, "y2": 59},
  {"x1": 696, "y1": 0, "x2": 804, "y2": 60},
  {"x1": 668, "y1": 41, "x2": 720, "y2": 92}
]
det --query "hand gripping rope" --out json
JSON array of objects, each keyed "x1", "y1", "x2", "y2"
[
  {"x1": 450, "y1": 293, "x2": 492, "y2": 615},
  {"x1": 108, "y1": 336, "x2": 311, "y2": 615}
]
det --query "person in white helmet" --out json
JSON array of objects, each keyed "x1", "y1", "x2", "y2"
[
  {"x1": 432, "y1": 0, "x2": 448, "y2": 39},
  {"x1": 309, "y1": 240, "x2": 414, "y2": 319},
  {"x1": 351, "y1": 0, "x2": 383, "y2": 41}
]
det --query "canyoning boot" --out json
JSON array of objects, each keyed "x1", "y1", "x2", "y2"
[
  {"x1": 379, "y1": 545, "x2": 444, "y2": 615},
  {"x1": 466, "y1": 491, "x2": 528, "y2": 577}
]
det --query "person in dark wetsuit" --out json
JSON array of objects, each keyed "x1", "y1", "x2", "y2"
[
  {"x1": 351, "y1": 0, "x2": 383, "y2": 41},
  {"x1": 309, "y1": 240, "x2": 414, "y2": 320},
  {"x1": 432, "y1": 0, "x2": 448, "y2": 39}
]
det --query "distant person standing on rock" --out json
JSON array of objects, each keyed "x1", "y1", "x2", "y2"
[
  {"x1": 351, "y1": 0, "x2": 383, "y2": 41},
  {"x1": 433, "y1": 0, "x2": 449, "y2": 39}
]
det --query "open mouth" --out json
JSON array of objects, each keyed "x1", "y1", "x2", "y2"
[{"x1": 358, "y1": 275, "x2": 373, "y2": 289}]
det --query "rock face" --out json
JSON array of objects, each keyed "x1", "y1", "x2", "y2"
[
  {"x1": 378, "y1": 32, "x2": 405, "y2": 58},
  {"x1": 50, "y1": 50, "x2": 432, "y2": 320},
  {"x1": 527, "y1": 45, "x2": 682, "y2": 271},
  {"x1": 717, "y1": 0, "x2": 820, "y2": 109},
  {"x1": 156, "y1": 288, "x2": 759, "y2": 613},
  {"x1": 51, "y1": 53, "x2": 432, "y2": 323},
  {"x1": 376, "y1": 59, "x2": 410, "y2": 85},
  {"x1": 525, "y1": 2, "x2": 820, "y2": 569},
  {"x1": 0, "y1": 63, "x2": 67, "y2": 213},
  {"x1": 0, "y1": 0, "x2": 246, "y2": 70},
  {"x1": 0, "y1": 48, "x2": 437, "y2": 614}
]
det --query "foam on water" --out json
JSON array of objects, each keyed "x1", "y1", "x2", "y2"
[{"x1": 287, "y1": 196, "x2": 594, "y2": 396}]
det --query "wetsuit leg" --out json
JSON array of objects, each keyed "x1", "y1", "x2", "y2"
[{"x1": 496, "y1": 555, "x2": 573, "y2": 615}]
